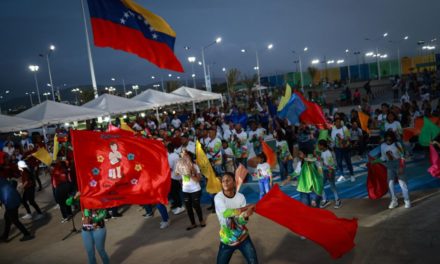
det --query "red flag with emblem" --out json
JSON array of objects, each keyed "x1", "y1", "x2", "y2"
[{"x1": 70, "y1": 130, "x2": 170, "y2": 209}]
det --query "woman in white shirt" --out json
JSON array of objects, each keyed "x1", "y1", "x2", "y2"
[
  {"x1": 174, "y1": 149, "x2": 205, "y2": 230},
  {"x1": 383, "y1": 112, "x2": 402, "y2": 140}
]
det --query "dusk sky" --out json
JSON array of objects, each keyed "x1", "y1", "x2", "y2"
[{"x1": 0, "y1": 0, "x2": 439, "y2": 99}]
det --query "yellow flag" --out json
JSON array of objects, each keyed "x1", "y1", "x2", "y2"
[
  {"x1": 121, "y1": 119, "x2": 135, "y2": 133},
  {"x1": 195, "y1": 140, "x2": 222, "y2": 194},
  {"x1": 32, "y1": 147, "x2": 52, "y2": 166},
  {"x1": 53, "y1": 134, "x2": 59, "y2": 160},
  {"x1": 277, "y1": 84, "x2": 292, "y2": 111}
]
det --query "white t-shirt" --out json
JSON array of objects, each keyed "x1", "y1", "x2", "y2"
[
  {"x1": 380, "y1": 142, "x2": 403, "y2": 161},
  {"x1": 182, "y1": 164, "x2": 201, "y2": 193},
  {"x1": 223, "y1": 129, "x2": 232, "y2": 140},
  {"x1": 168, "y1": 152, "x2": 180, "y2": 180},
  {"x1": 320, "y1": 150, "x2": 336, "y2": 169},
  {"x1": 256, "y1": 162, "x2": 272, "y2": 179},
  {"x1": 224, "y1": 147, "x2": 234, "y2": 162},
  {"x1": 384, "y1": 121, "x2": 402, "y2": 135},
  {"x1": 171, "y1": 118, "x2": 181, "y2": 129},
  {"x1": 214, "y1": 191, "x2": 246, "y2": 227},
  {"x1": 234, "y1": 131, "x2": 248, "y2": 144}
]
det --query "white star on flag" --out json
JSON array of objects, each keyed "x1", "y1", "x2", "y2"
[
  {"x1": 143, "y1": 20, "x2": 149, "y2": 26},
  {"x1": 124, "y1": 12, "x2": 129, "y2": 18},
  {"x1": 120, "y1": 18, "x2": 126, "y2": 24},
  {"x1": 128, "y1": 11, "x2": 135, "y2": 17},
  {"x1": 137, "y1": 15, "x2": 143, "y2": 20},
  {"x1": 149, "y1": 26, "x2": 155, "y2": 32},
  {"x1": 152, "y1": 33, "x2": 158, "y2": 39}
]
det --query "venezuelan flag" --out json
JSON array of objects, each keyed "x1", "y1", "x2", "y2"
[{"x1": 87, "y1": 0, "x2": 183, "y2": 72}]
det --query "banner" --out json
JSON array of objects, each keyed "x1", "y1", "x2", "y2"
[
  {"x1": 71, "y1": 130, "x2": 170, "y2": 209},
  {"x1": 195, "y1": 140, "x2": 222, "y2": 194}
]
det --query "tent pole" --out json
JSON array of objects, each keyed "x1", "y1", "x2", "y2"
[
  {"x1": 192, "y1": 101, "x2": 196, "y2": 114},
  {"x1": 155, "y1": 107, "x2": 159, "y2": 121}
]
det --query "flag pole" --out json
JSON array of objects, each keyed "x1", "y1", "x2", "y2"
[{"x1": 80, "y1": 0, "x2": 99, "y2": 98}]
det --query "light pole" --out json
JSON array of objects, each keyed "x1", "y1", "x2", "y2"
[
  {"x1": 188, "y1": 56, "x2": 196, "y2": 88},
  {"x1": 28, "y1": 65, "x2": 41, "y2": 104},
  {"x1": 0, "y1": 90, "x2": 9, "y2": 113},
  {"x1": 132, "y1": 85, "x2": 139, "y2": 95},
  {"x1": 344, "y1": 49, "x2": 352, "y2": 83},
  {"x1": 292, "y1": 46, "x2": 307, "y2": 91},
  {"x1": 365, "y1": 32, "x2": 388, "y2": 80},
  {"x1": 39, "y1": 44, "x2": 56, "y2": 101},
  {"x1": 242, "y1": 43, "x2": 273, "y2": 98},
  {"x1": 353, "y1": 51, "x2": 361, "y2": 80},
  {"x1": 43, "y1": 92, "x2": 51, "y2": 101},
  {"x1": 111, "y1": 77, "x2": 127, "y2": 97},
  {"x1": 72, "y1": 88, "x2": 81, "y2": 105},
  {"x1": 201, "y1": 37, "x2": 222, "y2": 92},
  {"x1": 388, "y1": 35, "x2": 409, "y2": 76},
  {"x1": 26, "y1": 92, "x2": 34, "y2": 106}
]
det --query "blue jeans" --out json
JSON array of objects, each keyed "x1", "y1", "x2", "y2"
[
  {"x1": 217, "y1": 236, "x2": 259, "y2": 264},
  {"x1": 144, "y1": 204, "x2": 169, "y2": 222},
  {"x1": 322, "y1": 169, "x2": 339, "y2": 201},
  {"x1": 278, "y1": 159, "x2": 293, "y2": 181},
  {"x1": 334, "y1": 148, "x2": 354, "y2": 177},
  {"x1": 258, "y1": 177, "x2": 270, "y2": 199},
  {"x1": 300, "y1": 192, "x2": 312, "y2": 206},
  {"x1": 81, "y1": 228, "x2": 109, "y2": 264}
]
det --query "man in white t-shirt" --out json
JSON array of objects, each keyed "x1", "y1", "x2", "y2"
[
  {"x1": 214, "y1": 172, "x2": 258, "y2": 263},
  {"x1": 171, "y1": 115, "x2": 182, "y2": 129},
  {"x1": 167, "y1": 144, "x2": 185, "y2": 215}
]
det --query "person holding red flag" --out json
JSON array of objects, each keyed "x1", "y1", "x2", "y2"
[{"x1": 214, "y1": 172, "x2": 258, "y2": 264}]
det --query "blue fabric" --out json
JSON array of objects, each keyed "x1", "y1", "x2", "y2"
[
  {"x1": 217, "y1": 236, "x2": 259, "y2": 264},
  {"x1": 277, "y1": 94, "x2": 306, "y2": 125},
  {"x1": 144, "y1": 204, "x2": 169, "y2": 222},
  {"x1": 335, "y1": 148, "x2": 354, "y2": 177},
  {"x1": 81, "y1": 228, "x2": 109, "y2": 264},
  {"x1": 0, "y1": 178, "x2": 21, "y2": 210}
]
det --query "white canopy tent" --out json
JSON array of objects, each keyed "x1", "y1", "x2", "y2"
[
  {"x1": 132, "y1": 89, "x2": 194, "y2": 120},
  {"x1": 0, "y1": 114, "x2": 42, "y2": 133},
  {"x1": 16, "y1": 100, "x2": 107, "y2": 125},
  {"x1": 172, "y1": 86, "x2": 223, "y2": 113},
  {"x1": 82, "y1": 94, "x2": 155, "y2": 115}
]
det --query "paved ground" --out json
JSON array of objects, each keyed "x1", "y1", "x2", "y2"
[{"x1": 1, "y1": 156, "x2": 439, "y2": 264}]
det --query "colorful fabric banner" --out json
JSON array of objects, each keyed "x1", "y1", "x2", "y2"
[
  {"x1": 419, "y1": 117, "x2": 440, "y2": 146},
  {"x1": 294, "y1": 92, "x2": 330, "y2": 129},
  {"x1": 255, "y1": 185, "x2": 358, "y2": 259},
  {"x1": 70, "y1": 130, "x2": 170, "y2": 209},
  {"x1": 277, "y1": 84, "x2": 292, "y2": 111},
  {"x1": 195, "y1": 140, "x2": 221, "y2": 194},
  {"x1": 87, "y1": 0, "x2": 183, "y2": 72},
  {"x1": 366, "y1": 160, "x2": 388, "y2": 199},
  {"x1": 262, "y1": 141, "x2": 277, "y2": 168},
  {"x1": 235, "y1": 164, "x2": 248, "y2": 191},
  {"x1": 428, "y1": 144, "x2": 440, "y2": 178},
  {"x1": 357, "y1": 111, "x2": 370, "y2": 134},
  {"x1": 31, "y1": 147, "x2": 52, "y2": 166},
  {"x1": 53, "y1": 134, "x2": 59, "y2": 161},
  {"x1": 277, "y1": 94, "x2": 306, "y2": 125}
]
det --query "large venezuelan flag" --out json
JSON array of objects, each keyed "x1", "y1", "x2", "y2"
[{"x1": 87, "y1": 0, "x2": 184, "y2": 72}]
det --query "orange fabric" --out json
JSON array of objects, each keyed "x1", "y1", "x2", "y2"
[
  {"x1": 262, "y1": 141, "x2": 277, "y2": 168},
  {"x1": 357, "y1": 111, "x2": 370, "y2": 134}
]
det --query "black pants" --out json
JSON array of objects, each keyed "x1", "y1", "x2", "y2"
[
  {"x1": 183, "y1": 190, "x2": 203, "y2": 225},
  {"x1": 22, "y1": 186, "x2": 42, "y2": 215},
  {"x1": 55, "y1": 182, "x2": 72, "y2": 219},
  {"x1": 170, "y1": 179, "x2": 183, "y2": 209},
  {"x1": 1, "y1": 207, "x2": 30, "y2": 239},
  {"x1": 33, "y1": 167, "x2": 43, "y2": 190}
]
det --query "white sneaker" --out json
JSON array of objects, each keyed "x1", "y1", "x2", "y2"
[
  {"x1": 388, "y1": 199, "x2": 398, "y2": 209},
  {"x1": 337, "y1": 176, "x2": 345, "y2": 182},
  {"x1": 350, "y1": 176, "x2": 355, "y2": 182},
  {"x1": 21, "y1": 213, "x2": 32, "y2": 220},
  {"x1": 160, "y1": 221, "x2": 170, "y2": 229},
  {"x1": 404, "y1": 200, "x2": 411, "y2": 209},
  {"x1": 34, "y1": 213, "x2": 44, "y2": 221},
  {"x1": 171, "y1": 208, "x2": 177, "y2": 214},
  {"x1": 173, "y1": 207, "x2": 185, "y2": 215}
]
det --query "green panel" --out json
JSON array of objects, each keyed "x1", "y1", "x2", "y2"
[{"x1": 369, "y1": 63, "x2": 378, "y2": 79}]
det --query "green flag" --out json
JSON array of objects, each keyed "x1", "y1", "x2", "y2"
[
  {"x1": 419, "y1": 117, "x2": 440, "y2": 146},
  {"x1": 297, "y1": 161, "x2": 324, "y2": 195}
]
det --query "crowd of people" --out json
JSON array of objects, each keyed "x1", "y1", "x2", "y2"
[{"x1": 1, "y1": 69, "x2": 439, "y2": 263}]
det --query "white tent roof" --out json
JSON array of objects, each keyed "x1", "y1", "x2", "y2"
[
  {"x1": 172, "y1": 86, "x2": 222, "y2": 102},
  {"x1": 252, "y1": 85, "x2": 268, "y2": 91},
  {"x1": 82, "y1": 94, "x2": 155, "y2": 115},
  {"x1": 0, "y1": 114, "x2": 42, "y2": 133},
  {"x1": 132, "y1": 89, "x2": 193, "y2": 107},
  {"x1": 16, "y1": 100, "x2": 107, "y2": 125}
]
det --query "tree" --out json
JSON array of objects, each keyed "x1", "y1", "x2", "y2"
[
  {"x1": 226, "y1": 68, "x2": 241, "y2": 104},
  {"x1": 242, "y1": 74, "x2": 258, "y2": 97},
  {"x1": 79, "y1": 88, "x2": 95, "y2": 104},
  {"x1": 307, "y1": 66, "x2": 318, "y2": 87}
]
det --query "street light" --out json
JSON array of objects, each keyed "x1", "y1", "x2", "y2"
[
  {"x1": 293, "y1": 47, "x2": 308, "y2": 91},
  {"x1": 311, "y1": 59, "x2": 320, "y2": 64},
  {"x1": 111, "y1": 77, "x2": 127, "y2": 97},
  {"x1": 337, "y1": 59, "x2": 345, "y2": 64},
  {"x1": 25, "y1": 92, "x2": 35, "y2": 106},
  {"x1": 71, "y1": 88, "x2": 81, "y2": 105},
  {"x1": 132, "y1": 85, "x2": 139, "y2": 95},
  {"x1": 43, "y1": 92, "x2": 51, "y2": 100},
  {"x1": 39, "y1": 44, "x2": 56, "y2": 101},
  {"x1": 28, "y1": 65, "x2": 41, "y2": 104},
  {"x1": 242, "y1": 43, "x2": 274, "y2": 98},
  {"x1": 188, "y1": 56, "x2": 197, "y2": 88},
  {"x1": 201, "y1": 36, "x2": 222, "y2": 92}
]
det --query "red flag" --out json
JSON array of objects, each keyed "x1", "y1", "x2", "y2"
[
  {"x1": 366, "y1": 161, "x2": 388, "y2": 199},
  {"x1": 261, "y1": 141, "x2": 277, "y2": 168},
  {"x1": 107, "y1": 123, "x2": 134, "y2": 136},
  {"x1": 235, "y1": 164, "x2": 248, "y2": 191},
  {"x1": 0, "y1": 151, "x2": 4, "y2": 165},
  {"x1": 255, "y1": 185, "x2": 358, "y2": 259},
  {"x1": 70, "y1": 130, "x2": 170, "y2": 209},
  {"x1": 294, "y1": 92, "x2": 330, "y2": 129},
  {"x1": 87, "y1": 0, "x2": 184, "y2": 72},
  {"x1": 428, "y1": 145, "x2": 440, "y2": 178}
]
